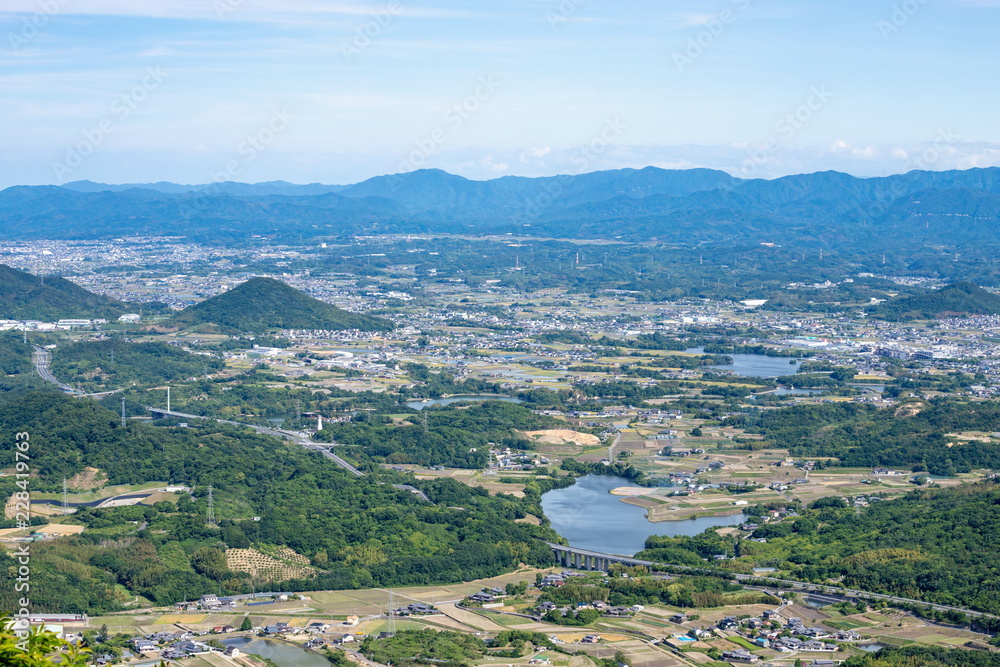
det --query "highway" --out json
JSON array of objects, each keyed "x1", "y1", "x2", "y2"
[
  {"x1": 32, "y1": 345, "x2": 77, "y2": 394},
  {"x1": 147, "y1": 407, "x2": 365, "y2": 477}
]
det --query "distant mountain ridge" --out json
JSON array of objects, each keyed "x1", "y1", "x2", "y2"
[
  {"x1": 170, "y1": 277, "x2": 394, "y2": 333},
  {"x1": 872, "y1": 282, "x2": 1000, "y2": 321},
  {"x1": 3, "y1": 166, "x2": 1000, "y2": 246},
  {"x1": 0, "y1": 264, "x2": 127, "y2": 321}
]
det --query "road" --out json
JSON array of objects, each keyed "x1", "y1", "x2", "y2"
[
  {"x1": 549, "y1": 543, "x2": 1000, "y2": 623},
  {"x1": 147, "y1": 407, "x2": 365, "y2": 477},
  {"x1": 32, "y1": 345, "x2": 77, "y2": 394}
]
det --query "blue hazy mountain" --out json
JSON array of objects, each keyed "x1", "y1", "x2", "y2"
[{"x1": 3, "y1": 167, "x2": 999, "y2": 245}]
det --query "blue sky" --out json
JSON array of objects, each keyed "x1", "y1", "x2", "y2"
[{"x1": 1, "y1": 0, "x2": 998, "y2": 187}]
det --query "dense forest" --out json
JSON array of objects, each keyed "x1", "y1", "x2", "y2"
[
  {"x1": 0, "y1": 332, "x2": 44, "y2": 395},
  {"x1": 170, "y1": 277, "x2": 394, "y2": 332},
  {"x1": 872, "y1": 282, "x2": 1000, "y2": 321},
  {"x1": 724, "y1": 399, "x2": 1000, "y2": 475},
  {"x1": 50, "y1": 339, "x2": 225, "y2": 391},
  {"x1": 842, "y1": 646, "x2": 1000, "y2": 667},
  {"x1": 0, "y1": 263, "x2": 127, "y2": 320},
  {"x1": 0, "y1": 392, "x2": 559, "y2": 612},
  {"x1": 639, "y1": 481, "x2": 1000, "y2": 614},
  {"x1": 314, "y1": 401, "x2": 564, "y2": 467}
]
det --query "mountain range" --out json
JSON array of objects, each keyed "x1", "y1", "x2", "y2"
[{"x1": 2, "y1": 167, "x2": 998, "y2": 246}]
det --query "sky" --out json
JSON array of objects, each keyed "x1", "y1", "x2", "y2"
[{"x1": 1, "y1": 0, "x2": 998, "y2": 187}]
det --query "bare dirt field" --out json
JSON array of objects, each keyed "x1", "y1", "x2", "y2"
[{"x1": 525, "y1": 430, "x2": 601, "y2": 448}]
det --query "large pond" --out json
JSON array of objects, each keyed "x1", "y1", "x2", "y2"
[
  {"x1": 686, "y1": 348, "x2": 802, "y2": 378},
  {"x1": 541, "y1": 475, "x2": 745, "y2": 556},
  {"x1": 406, "y1": 395, "x2": 522, "y2": 410},
  {"x1": 222, "y1": 637, "x2": 329, "y2": 667}
]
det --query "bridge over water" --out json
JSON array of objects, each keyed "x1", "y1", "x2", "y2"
[{"x1": 546, "y1": 542, "x2": 654, "y2": 571}]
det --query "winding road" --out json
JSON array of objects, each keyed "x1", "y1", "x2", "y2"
[{"x1": 32, "y1": 345, "x2": 77, "y2": 394}]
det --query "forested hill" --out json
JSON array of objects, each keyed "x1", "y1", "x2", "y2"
[
  {"x1": 170, "y1": 277, "x2": 394, "y2": 332},
  {"x1": 724, "y1": 399, "x2": 1000, "y2": 475},
  {"x1": 0, "y1": 331, "x2": 44, "y2": 395},
  {"x1": 872, "y1": 282, "x2": 1000, "y2": 320},
  {"x1": 50, "y1": 339, "x2": 226, "y2": 391},
  {"x1": 0, "y1": 392, "x2": 557, "y2": 613},
  {"x1": 0, "y1": 263, "x2": 127, "y2": 320},
  {"x1": 639, "y1": 480, "x2": 1000, "y2": 615}
]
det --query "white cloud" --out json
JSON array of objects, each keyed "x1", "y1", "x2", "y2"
[
  {"x1": 0, "y1": 0, "x2": 474, "y2": 22},
  {"x1": 479, "y1": 154, "x2": 509, "y2": 172}
]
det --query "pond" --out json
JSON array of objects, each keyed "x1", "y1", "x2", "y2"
[
  {"x1": 859, "y1": 643, "x2": 887, "y2": 653},
  {"x1": 406, "y1": 395, "x2": 523, "y2": 410},
  {"x1": 540, "y1": 475, "x2": 746, "y2": 556},
  {"x1": 802, "y1": 596, "x2": 834, "y2": 608},
  {"x1": 686, "y1": 348, "x2": 802, "y2": 378},
  {"x1": 766, "y1": 387, "x2": 827, "y2": 396},
  {"x1": 222, "y1": 637, "x2": 330, "y2": 667}
]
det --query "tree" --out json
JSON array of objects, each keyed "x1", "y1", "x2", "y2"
[
  {"x1": 1, "y1": 614, "x2": 94, "y2": 667},
  {"x1": 240, "y1": 617, "x2": 253, "y2": 631},
  {"x1": 690, "y1": 427, "x2": 703, "y2": 437}
]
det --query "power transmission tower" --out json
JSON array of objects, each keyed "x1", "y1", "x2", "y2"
[
  {"x1": 63, "y1": 478, "x2": 68, "y2": 515},
  {"x1": 387, "y1": 590, "x2": 397, "y2": 636},
  {"x1": 206, "y1": 485, "x2": 216, "y2": 527},
  {"x1": 121, "y1": 398, "x2": 127, "y2": 428}
]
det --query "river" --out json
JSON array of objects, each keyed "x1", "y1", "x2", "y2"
[{"x1": 541, "y1": 475, "x2": 745, "y2": 556}]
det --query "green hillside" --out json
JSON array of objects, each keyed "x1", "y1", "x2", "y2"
[
  {"x1": 50, "y1": 339, "x2": 226, "y2": 391},
  {"x1": 640, "y1": 480, "x2": 1000, "y2": 615},
  {"x1": 872, "y1": 281, "x2": 1000, "y2": 320},
  {"x1": 0, "y1": 392, "x2": 555, "y2": 613},
  {"x1": 171, "y1": 277, "x2": 394, "y2": 332},
  {"x1": 0, "y1": 263, "x2": 127, "y2": 321}
]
